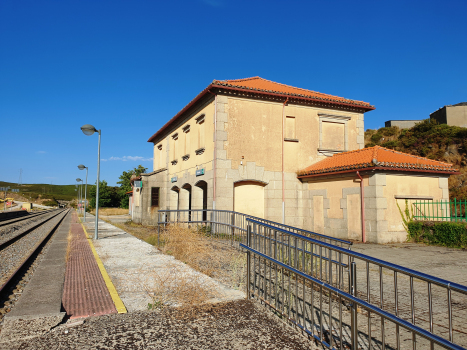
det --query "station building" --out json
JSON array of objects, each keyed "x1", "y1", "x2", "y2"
[{"x1": 132, "y1": 77, "x2": 458, "y2": 243}]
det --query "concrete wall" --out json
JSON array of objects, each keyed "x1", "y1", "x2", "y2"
[
  {"x1": 380, "y1": 173, "x2": 448, "y2": 243},
  {"x1": 430, "y1": 104, "x2": 467, "y2": 127},
  {"x1": 384, "y1": 120, "x2": 421, "y2": 129}
]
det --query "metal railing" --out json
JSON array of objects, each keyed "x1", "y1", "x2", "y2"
[
  {"x1": 157, "y1": 209, "x2": 352, "y2": 250},
  {"x1": 245, "y1": 218, "x2": 467, "y2": 349},
  {"x1": 413, "y1": 199, "x2": 467, "y2": 222}
]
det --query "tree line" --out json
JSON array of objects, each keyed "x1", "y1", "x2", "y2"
[{"x1": 88, "y1": 165, "x2": 147, "y2": 209}]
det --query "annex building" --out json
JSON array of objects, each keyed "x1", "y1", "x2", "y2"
[{"x1": 132, "y1": 77, "x2": 458, "y2": 243}]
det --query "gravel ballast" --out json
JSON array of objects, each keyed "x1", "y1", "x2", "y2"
[{"x1": 2, "y1": 300, "x2": 321, "y2": 350}]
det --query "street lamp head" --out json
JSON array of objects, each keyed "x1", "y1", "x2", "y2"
[
  {"x1": 76, "y1": 178, "x2": 82, "y2": 182},
  {"x1": 77, "y1": 164, "x2": 87, "y2": 170},
  {"x1": 80, "y1": 124, "x2": 97, "y2": 136}
]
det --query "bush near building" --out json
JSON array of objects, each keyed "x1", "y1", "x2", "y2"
[{"x1": 407, "y1": 221, "x2": 467, "y2": 248}]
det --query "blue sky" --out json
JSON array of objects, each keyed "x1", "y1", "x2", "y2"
[{"x1": 1, "y1": 0, "x2": 466, "y2": 186}]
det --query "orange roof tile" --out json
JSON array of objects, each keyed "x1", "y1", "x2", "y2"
[
  {"x1": 148, "y1": 76, "x2": 374, "y2": 143},
  {"x1": 298, "y1": 146, "x2": 458, "y2": 177},
  {"x1": 213, "y1": 77, "x2": 373, "y2": 108}
]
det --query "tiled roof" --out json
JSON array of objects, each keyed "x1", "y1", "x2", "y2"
[
  {"x1": 148, "y1": 76, "x2": 374, "y2": 143},
  {"x1": 212, "y1": 77, "x2": 373, "y2": 108},
  {"x1": 298, "y1": 146, "x2": 458, "y2": 177}
]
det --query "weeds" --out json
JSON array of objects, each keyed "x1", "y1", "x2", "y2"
[{"x1": 140, "y1": 263, "x2": 217, "y2": 311}]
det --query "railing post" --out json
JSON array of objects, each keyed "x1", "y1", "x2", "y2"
[
  {"x1": 247, "y1": 224, "x2": 251, "y2": 300},
  {"x1": 350, "y1": 261, "x2": 358, "y2": 350},
  {"x1": 231, "y1": 213, "x2": 235, "y2": 246}
]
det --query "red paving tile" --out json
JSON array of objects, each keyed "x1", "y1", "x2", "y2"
[{"x1": 62, "y1": 212, "x2": 117, "y2": 319}]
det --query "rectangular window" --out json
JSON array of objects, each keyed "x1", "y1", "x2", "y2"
[
  {"x1": 172, "y1": 133, "x2": 178, "y2": 160},
  {"x1": 183, "y1": 125, "x2": 190, "y2": 155},
  {"x1": 196, "y1": 115, "x2": 205, "y2": 149},
  {"x1": 155, "y1": 144, "x2": 162, "y2": 169},
  {"x1": 318, "y1": 113, "x2": 351, "y2": 153},
  {"x1": 322, "y1": 121, "x2": 345, "y2": 150},
  {"x1": 285, "y1": 116, "x2": 296, "y2": 140},
  {"x1": 151, "y1": 187, "x2": 160, "y2": 207}
]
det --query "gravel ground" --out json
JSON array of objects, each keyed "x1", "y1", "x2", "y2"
[{"x1": 2, "y1": 300, "x2": 322, "y2": 350}]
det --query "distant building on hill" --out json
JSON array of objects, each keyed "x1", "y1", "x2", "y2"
[
  {"x1": 430, "y1": 102, "x2": 467, "y2": 128},
  {"x1": 384, "y1": 120, "x2": 421, "y2": 129}
]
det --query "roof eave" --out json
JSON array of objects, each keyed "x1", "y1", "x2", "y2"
[
  {"x1": 297, "y1": 167, "x2": 460, "y2": 179},
  {"x1": 147, "y1": 84, "x2": 215, "y2": 143},
  {"x1": 147, "y1": 82, "x2": 374, "y2": 143},
  {"x1": 213, "y1": 84, "x2": 375, "y2": 112}
]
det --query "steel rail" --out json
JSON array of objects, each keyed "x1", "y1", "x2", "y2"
[
  {"x1": 0, "y1": 209, "x2": 66, "y2": 251},
  {"x1": 0, "y1": 209, "x2": 59, "y2": 227},
  {"x1": 242, "y1": 243, "x2": 466, "y2": 350},
  {"x1": 247, "y1": 218, "x2": 467, "y2": 294},
  {"x1": 0, "y1": 209, "x2": 70, "y2": 294},
  {"x1": 158, "y1": 208, "x2": 352, "y2": 247}
]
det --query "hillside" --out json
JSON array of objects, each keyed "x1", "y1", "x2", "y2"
[
  {"x1": 0, "y1": 181, "x2": 87, "y2": 205},
  {"x1": 365, "y1": 119, "x2": 467, "y2": 199}
]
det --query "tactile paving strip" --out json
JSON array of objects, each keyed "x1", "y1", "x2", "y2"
[{"x1": 62, "y1": 212, "x2": 117, "y2": 318}]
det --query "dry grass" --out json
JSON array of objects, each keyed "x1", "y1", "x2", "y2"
[
  {"x1": 113, "y1": 220, "x2": 247, "y2": 292},
  {"x1": 140, "y1": 262, "x2": 217, "y2": 312},
  {"x1": 159, "y1": 225, "x2": 219, "y2": 276},
  {"x1": 65, "y1": 228, "x2": 73, "y2": 262},
  {"x1": 90, "y1": 208, "x2": 129, "y2": 216}
]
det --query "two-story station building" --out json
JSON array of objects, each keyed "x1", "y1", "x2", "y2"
[{"x1": 132, "y1": 77, "x2": 457, "y2": 243}]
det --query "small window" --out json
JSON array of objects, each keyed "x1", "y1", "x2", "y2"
[
  {"x1": 285, "y1": 116, "x2": 296, "y2": 140},
  {"x1": 196, "y1": 115, "x2": 205, "y2": 149},
  {"x1": 151, "y1": 187, "x2": 160, "y2": 207}
]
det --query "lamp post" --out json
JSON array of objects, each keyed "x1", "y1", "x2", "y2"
[
  {"x1": 76, "y1": 178, "x2": 83, "y2": 214},
  {"x1": 78, "y1": 164, "x2": 88, "y2": 222},
  {"x1": 80, "y1": 124, "x2": 101, "y2": 240}
]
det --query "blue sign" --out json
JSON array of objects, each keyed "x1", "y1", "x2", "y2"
[
  {"x1": 171, "y1": 176, "x2": 178, "y2": 183},
  {"x1": 196, "y1": 168, "x2": 205, "y2": 176}
]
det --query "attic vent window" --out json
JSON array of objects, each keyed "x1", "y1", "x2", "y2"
[
  {"x1": 183, "y1": 125, "x2": 190, "y2": 133},
  {"x1": 172, "y1": 133, "x2": 178, "y2": 140},
  {"x1": 196, "y1": 114, "x2": 205, "y2": 124},
  {"x1": 157, "y1": 144, "x2": 162, "y2": 150}
]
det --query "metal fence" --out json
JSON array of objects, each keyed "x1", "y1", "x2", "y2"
[
  {"x1": 243, "y1": 218, "x2": 467, "y2": 350},
  {"x1": 157, "y1": 209, "x2": 352, "y2": 250},
  {"x1": 413, "y1": 199, "x2": 467, "y2": 222}
]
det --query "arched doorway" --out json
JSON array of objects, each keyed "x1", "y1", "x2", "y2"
[
  {"x1": 181, "y1": 183, "x2": 192, "y2": 222},
  {"x1": 170, "y1": 186, "x2": 180, "y2": 222},
  {"x1": 195, "y1": 180, "x2": 208, "y2": 222},
  {"x1": 234, "y1": 180, "x2": 266, "y2": 218}
]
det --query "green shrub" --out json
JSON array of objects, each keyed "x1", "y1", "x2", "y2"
[
  {"x1": 381, "y1": 140, "x2": 399, "y2": 149},
  {"x1": 371, "y1": 133, "x2": 383, "y2": 143},
  {"x1": 407, "y1": 221, "x2": 467, "y2": 248}
]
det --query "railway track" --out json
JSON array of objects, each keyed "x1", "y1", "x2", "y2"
[
  {"x1": 0, "y1": 209, "x2": 70, "y2": 323},
  {"x1": 0, "y1": 209, "x2": 57, "y2": 227}
]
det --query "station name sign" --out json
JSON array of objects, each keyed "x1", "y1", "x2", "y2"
[
  {"x1": 171, "y1": 176, "x2": 178, "y2": 183},
  {"x1": 196, "y1": 168, "x2": 205, "y2": 176}
]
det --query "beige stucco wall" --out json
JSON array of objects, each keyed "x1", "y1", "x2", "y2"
[
  {"x1": 383, "y1": 174, "x2": 447, "y2": 241},
  {"x1": 224, "y1": 97, "x2": 364, "y2": 174},
  {"x1": 307, "y1": 177, "x2": 365, "y2": 219},
  {"x1": 153, "y1": 100, "x2": 215, "y2": 179}
]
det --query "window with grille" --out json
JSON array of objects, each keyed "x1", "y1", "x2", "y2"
[{"x1": 151, "y1": 187, "x2": 160, "y2": 207}]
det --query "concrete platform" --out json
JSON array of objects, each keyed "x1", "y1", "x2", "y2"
[
  {"x1": 82, "y1": 214, "x2": 245, "y2": 312},
  {"x1": 0, "y1": 212, "x2": 71, "y2": 342}
]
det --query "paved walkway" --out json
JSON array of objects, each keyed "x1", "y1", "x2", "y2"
[{"x1": 81, "y1": 214, "x2": 244, "y2": 312}]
